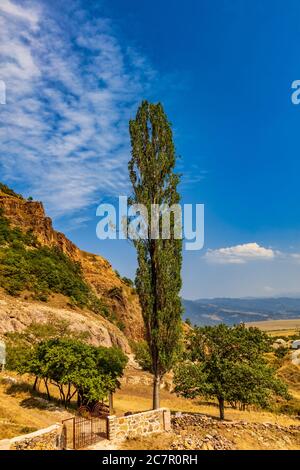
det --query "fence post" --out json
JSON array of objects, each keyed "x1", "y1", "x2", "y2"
[
  {"x1": 163, "y1": 409, "x2": 171, "y2": 431},
  {"x1": 107, "y1": 415, "x2": 116, "y2": 441},
  {"x1": 106, "y1": 417, "x2": 109, "y2": 439}
]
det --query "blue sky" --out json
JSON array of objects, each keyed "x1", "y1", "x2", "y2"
[{"x1": 1, "y1": 0, "x2": 300, "y2": 298}]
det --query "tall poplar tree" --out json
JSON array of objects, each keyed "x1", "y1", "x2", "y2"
[{"x1": 128, "y1": 101, "x2": 183, "y2": 409}]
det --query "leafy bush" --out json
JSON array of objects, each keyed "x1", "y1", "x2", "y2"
[
  {"x1": 122, "y1": 277, "x2": 134, "y2": 287},
  {"x1": 132, "y1": 340, "x2": 153, "y2": 373},
  {"x1": 174, "y1": 324, "x2": 290, "y2": 420},
  {"x1": 15, "y1": 337, "x2": 128, "y2": 407},
  {"x1": 275, "y1": 346, "x2": 289, "y2": 359}
]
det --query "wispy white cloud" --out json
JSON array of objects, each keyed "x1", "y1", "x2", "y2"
[
  {"x1": 0, "y1": 0, "x2": 157, "y2": 219},
  {"x1": 0, "y1": 0, "x2": 39, "y2": 26},
  {"x1": 205, "y1": 242, "x2": 278, "y2": 264}
]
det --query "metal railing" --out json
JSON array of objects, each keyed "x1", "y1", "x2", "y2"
[{"x1": 62, "y1": 416, "x2": 108, "y2": 449}]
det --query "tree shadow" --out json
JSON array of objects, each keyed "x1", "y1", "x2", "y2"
[
  {"x1": 20, "y1": 396, "x2": 54, "y2": 410},
  {"x1": 4, "y1": 380, "x2": 73, "y2": 413},
  {"x1": 195, "y1": 400, "x2": 219, "y2": 408}
]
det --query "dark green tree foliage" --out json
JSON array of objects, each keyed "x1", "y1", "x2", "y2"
[
  {"x1": 17, "y1": 338, "x2": 127, "y2": 407},
  {"x1": 122, "y1": 277, "x2": 134, "y2": 288},
  {"x1": 274, "y1": 346, "x2": 289, "y2": 359},
  {"x1": 128, "y1": 101, "x2": 183, "y2": 408},
  {"x1": 174, "y1": 324, "x2": 290, "y2": 420},
  {"x1": 132, "y1": 340, "x2": 153, "y2": 374},
  {"x1": 0, "y1": 208, "x2": 37, "y2": 247}
]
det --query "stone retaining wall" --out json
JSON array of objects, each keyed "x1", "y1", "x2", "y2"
[
  {"x1": 108, "y1": 408, "x2": 171, "y2": 441},
  {"x1": 0, "y1": 409, "x2": 171, "y2": 449},
  {"x1": 0, "y1": 424, "x2": 62, "y2": 450}
]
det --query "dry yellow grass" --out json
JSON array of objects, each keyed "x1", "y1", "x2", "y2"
[
  {"x1": 268, "y1": 330, "x2": 299, "y2": 338},
  {"x1": 0, "y1": 372, "x2": 71, "y2": 439},
  {"x1": 0, "y1": 364, "x2": 299, "y2": 446},
  {"x1": 114, "y1": 380, "x2": 299, "y2": 427},
  {"x1": 246, "y1": 318, "x2": 300, "y2": 333}
]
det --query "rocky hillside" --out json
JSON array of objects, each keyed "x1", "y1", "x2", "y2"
[
  {"x1": 0, "y1": 291, "x2": 131, "y2": 353},
  {"x1": 0, "y1": 187, "x2": 144, "y2": 348}
]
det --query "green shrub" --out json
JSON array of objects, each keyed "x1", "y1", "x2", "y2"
[
  {"x1": 275, "y1": 346, "x2": 289, "y2": 359},
  {"x1": 107, "y1": 286, "x2": 123, "y2": 302},
  {"x1": 279, "y1": 400, "x2": 300, "y2": 416},
  {"x1": 122, "y1": 277, "x2": 134, "y2": 287},
  {"x1": 132, "y1": 340, "x2": 153, "y2": 373},
  {"x1": 15, "y1": 337, "x2": 128, "y2": 407}
]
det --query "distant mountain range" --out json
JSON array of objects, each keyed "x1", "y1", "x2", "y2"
[{"x1": 182, "y1": 297, "x2": 300, "y2": 326}]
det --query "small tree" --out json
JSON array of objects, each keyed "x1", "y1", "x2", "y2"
[
  {"x1": 275, "y1": 346, "x2": 289, "y2": 359},
  {"x1": 128, "y1": 100, "x2": 183, "y2": 409},
  {"x1": 174, "y1": 324, "x2": 289, "y2": 420},
  {"x1": 132, "y1": 340, "x2": 153, "y2": 373}
]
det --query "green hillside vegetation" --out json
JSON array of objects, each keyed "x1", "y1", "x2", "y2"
[
  {"x1": 0, "y1": 208, "x2": 108, "y2": 316},
  {"x1": 0, "y1": 182, "x2": 23, "y2": 199}
]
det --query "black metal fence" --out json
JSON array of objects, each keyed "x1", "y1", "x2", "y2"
[{"x1": 62, "y1": 416, "x2": 108, "y2": 449}]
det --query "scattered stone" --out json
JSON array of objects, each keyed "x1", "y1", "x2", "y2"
[
  {"x1": 0, "y1": 375, "x2": 17, "y2": 385},
  {"x1": 170, "y1": 413, "x2": 300, "y2": 451}
]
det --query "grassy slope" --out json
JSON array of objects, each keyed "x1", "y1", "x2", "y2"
[
  {"x1": 1, "y1": 366, "x2": 299, "y2": 450},
  {"x1": 0, "y1": 209, "x2": 107, "y2": 316},
  {"x1": 115, "y1": 367, "x2": 300, "y2": 450},
  {"x1": 0, "y1": 372, "x2": 71, "y2": 440},
  {"x1": 116, "y1": 374, "x2": 300, "y2": 450},
  {"x1": 114, "y1": 380, "x2": 299, "y2": 426},
  {"x1": 246, "y1": 319, "x2": 300, "y2": 332}
]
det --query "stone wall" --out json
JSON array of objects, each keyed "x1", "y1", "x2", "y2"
[
  {"x1": 0, "y1": 424, "x2": 62, "y2": 450},
  {"x1": 0, "y1": 409, "x2": 171, "y2": 449},
  {"x1": 108, "y1": 408, "x2": 171, "y2": 441}
]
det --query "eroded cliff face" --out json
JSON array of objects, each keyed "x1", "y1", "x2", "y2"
[
  {"x1": 0, "y1": 191, "x2": 144, "y2": 344},
  {"x1": 0, "y1": 192, "x2": 83, "y2": 259}
]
